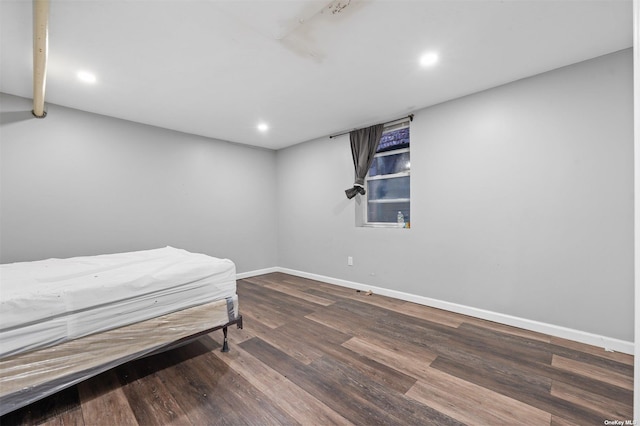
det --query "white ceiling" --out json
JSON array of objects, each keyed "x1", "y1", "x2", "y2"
[{"x1": 0, "y1": 0, "x2": 633, "y2": 150}]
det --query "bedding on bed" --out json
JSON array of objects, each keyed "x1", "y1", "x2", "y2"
[{"x1": 0, "y1": 246, "x2": 236, "y2": 358}]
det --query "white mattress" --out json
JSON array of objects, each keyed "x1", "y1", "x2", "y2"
[{"x1": 0, "y1": 246, "x2": 236, "y2": 358}]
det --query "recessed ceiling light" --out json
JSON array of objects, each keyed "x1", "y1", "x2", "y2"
[
  {"x1": 257, "y1": 122, "x2": 269, "y2": 132},
  {"x1": 77, "y1": 71, "x2": 97, "y2": 83},
  {"x1": 419, "y1": 52, "x2": 439, "y2": 68}
]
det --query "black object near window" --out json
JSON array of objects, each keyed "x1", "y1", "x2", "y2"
[{"x1": 345, "y1": 124, "x2": 384, "y2": 200}]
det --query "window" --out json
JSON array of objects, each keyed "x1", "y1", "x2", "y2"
[{"x1": 364, "y1": 121, "x2": 410, "y2": 227}]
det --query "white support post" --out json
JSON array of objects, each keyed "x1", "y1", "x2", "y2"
[{"x1": 33, "y1": 0, "x2": 49, "y2": 118}]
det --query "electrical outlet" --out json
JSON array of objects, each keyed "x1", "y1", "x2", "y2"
[{"x1": 347, "y1": 256, "x2": 353, "y2": 266}]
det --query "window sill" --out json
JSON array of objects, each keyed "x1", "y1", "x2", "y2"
[{"x1": 360, "y1": 222, "x2": 410, "y2": 229}]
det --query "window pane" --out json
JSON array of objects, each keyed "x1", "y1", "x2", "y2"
[
  {"x1": 368, "y1": 152, "x2": 410, "y2": 177},
  {"x1": 377, "y1": 126, "x2": 410, "y2": 153},
  {"x1": 367, "y1": 201, "x2": 410, "y2": 223},
  {"x1": 367, "y1": 176, "x2": 410, "y2": 201}
]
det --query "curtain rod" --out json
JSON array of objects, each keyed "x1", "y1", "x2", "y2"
[{"x1": 329, "y1": 114, "x2": 414, "y2": 139}]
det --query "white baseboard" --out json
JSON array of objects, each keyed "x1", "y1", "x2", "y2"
[
  {"x1": 236, "y1": 267, "x2": 279, "y2": 280},
  {"x1": 250, "y1": 267, "x2": 632, "y2": 355}
]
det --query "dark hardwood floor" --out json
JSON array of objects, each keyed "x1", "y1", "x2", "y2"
[{"x1": 1, "y1": 272, "x2": 633, "y2": 425}]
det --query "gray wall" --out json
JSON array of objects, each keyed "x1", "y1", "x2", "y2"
[
  {"x1": 1, "y1": 49, "x2": 634, "y2": 342},
  {"x1": 277, "y1": 49, "x2": 634, "y2": 341},
  {"x1": 0, "y1": 93, "x2": 278, "y2": 273}
]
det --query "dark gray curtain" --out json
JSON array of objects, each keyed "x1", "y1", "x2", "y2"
[{"x1": 345, "y1": 124, "x2": 384, "y2": 199}]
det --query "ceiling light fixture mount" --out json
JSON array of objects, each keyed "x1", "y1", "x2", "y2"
[{"x1": 326, "y1": 0, "x2": 351, "y2": 15}]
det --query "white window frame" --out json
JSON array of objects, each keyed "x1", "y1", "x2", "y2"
[{"x1": 362, "y1": 122, "x2": 410, "y2": 228}]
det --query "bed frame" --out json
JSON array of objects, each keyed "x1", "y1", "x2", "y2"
[
  {"x1": 157, "y1": 315, "x2": 244, "y2": 355},
  {"x1": 0, "y1": 303, "x2": 243, "y2": 416}
]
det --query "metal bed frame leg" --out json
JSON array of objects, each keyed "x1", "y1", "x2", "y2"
[
  {"x1": 221, "y1": 326, "x2": 229, "y2": 352},
  {"x1": 221, "y1": 316, "x2": 241, "y2": 353}
]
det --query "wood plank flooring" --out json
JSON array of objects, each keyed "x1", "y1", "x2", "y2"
[{"x1": 1, "y1": 272, "x2": 633, "y2": 425}]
